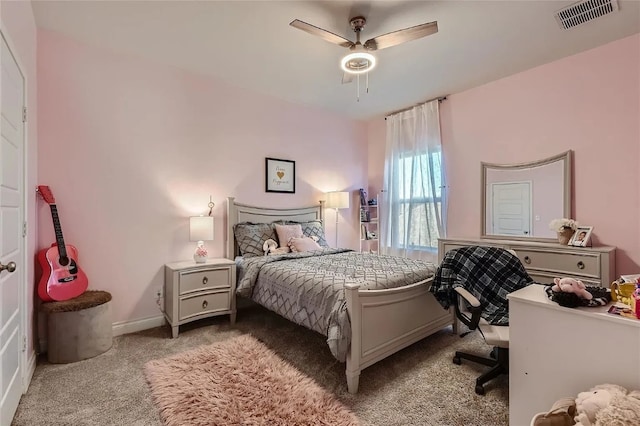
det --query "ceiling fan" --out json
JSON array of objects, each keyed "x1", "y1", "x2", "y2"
[{"x1": 290, "y1": 16, "x2": 438, "y2": 85}]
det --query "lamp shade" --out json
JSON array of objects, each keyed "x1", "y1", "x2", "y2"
[
  {"x1": 326, "y1": 191, "x2": 350, "y2": 209},
  {"x1": 189, "y1": 216, "x2": 214, "y2": 242}
]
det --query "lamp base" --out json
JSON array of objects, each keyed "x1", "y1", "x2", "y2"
[
  {"x1": 193, "y1": 241, "x2": 208, "y2": 263},
  {"x1": 194, "y1": 254, "x2": 207, "y2": 263}
]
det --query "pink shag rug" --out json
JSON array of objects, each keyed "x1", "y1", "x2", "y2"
[{"x1": 144, "y1": 334, "x2": 360, "y2": 426}]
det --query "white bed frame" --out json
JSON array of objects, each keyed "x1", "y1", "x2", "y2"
[{"x1": 226, "y1": 197, "x2": 454, "y2": 393}]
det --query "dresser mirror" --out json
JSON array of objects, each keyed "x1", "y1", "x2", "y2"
[{"x1": 481, "y1": 150, "x2": 572, "y2": 242}]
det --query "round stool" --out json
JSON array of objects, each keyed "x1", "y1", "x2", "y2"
[{"x1": 41, "y1": 290, "x2": 113, "y2": 363}]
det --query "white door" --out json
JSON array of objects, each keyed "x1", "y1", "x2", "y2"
[
  {"x1": 491, "y1": 182, "x2": 531, "y2": 236},
  {"x1": 0, "y1": 33, "x2": 26, "y2": 425}
]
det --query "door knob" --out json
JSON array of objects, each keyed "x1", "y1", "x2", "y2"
[{"x1": 0, "y1": 261, "x2": 16, "y2": 273}]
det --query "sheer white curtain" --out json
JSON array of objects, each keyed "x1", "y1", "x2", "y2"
[{"x1": 381, "y1": 100, "x2": 447, "y2": 263}]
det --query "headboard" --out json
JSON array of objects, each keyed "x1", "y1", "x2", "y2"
[{"x1": 226, "y1": 197, "x2": 325, "y2": 260}]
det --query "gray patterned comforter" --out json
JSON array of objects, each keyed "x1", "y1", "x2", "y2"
[{"x1": 236, "y1": 249, "x2": 437, "y2": 362}]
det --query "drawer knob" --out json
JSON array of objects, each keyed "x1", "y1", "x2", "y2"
[
  {"x1": 202, "y1": 276, "x2": 208, "y2": 285},
  {"x1": 577, "y1": 261, "x2": 585, "y2": 269},
  {"x1": 202, "y1": 300, "x2": 208, "y2": 309},
  {"x1": 523, "y1": 256, "x2": 531, "y2": 264}
]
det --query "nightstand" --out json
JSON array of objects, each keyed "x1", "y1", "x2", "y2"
[{"x1": 164, "y1": 258, "x2": 236, "y2": 338}]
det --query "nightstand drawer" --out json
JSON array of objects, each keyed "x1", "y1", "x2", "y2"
[
  {"x1": 179, "y1": 291, "x2": 230, "y2": 321},
  {"x1": 179, "y1": 268, "x2": 230, "y2": 295},
  {"x1": 515, "y1": 249, "x2": 599, "y2": 278}
]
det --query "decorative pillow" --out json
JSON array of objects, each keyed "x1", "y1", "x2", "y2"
[
  {"x1": 285, "y1": 220, "x2": 329, "y2": 247},
  {"x1": 274, "y1": 224, "x2": 303, "y2": 247},
  {"x1": 233, "y1": 222, "x2": 277, "y2": 258},
  {"x1": 288, "y1": 236, "x2": 322, "y2": 253}
]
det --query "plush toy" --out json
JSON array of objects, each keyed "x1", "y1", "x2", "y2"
[
  {"x1": 262, "y1": 239, "x2": 290, "y2": 256},
  {"x1": 532, "y1": 397, "x2": 576, "y2": 426},
  {"x1": 553, "y1": 277, "x2": 593, "y2": 300},
  {"x1": 596, "y1": 390, "x2": 640, "y2": 426},
  {"x1": 574, "y1": 384, "x2": 628, "y2": 426}
]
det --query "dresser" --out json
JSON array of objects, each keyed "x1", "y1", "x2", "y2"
[
  {"x1": 438, "y1": 238, "x2": 616, "y2": 287},
  {"x1": 164, "y1": 258, "x2": 236, "y2": 338},
  {"x1": 508, "y1": 285, "x2": 640, "y2": 425}
]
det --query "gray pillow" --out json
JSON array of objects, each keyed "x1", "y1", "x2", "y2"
[
  {"x1": 233, "y1": 222, "x2": 277, "y2": 258},
  {"x1": 285, "y1": 220, "x2": 328, "y2": 247}
]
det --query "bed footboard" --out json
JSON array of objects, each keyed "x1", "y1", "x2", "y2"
[{"x1": 344, "y1": 279, "x2": 453, "y2": 393}]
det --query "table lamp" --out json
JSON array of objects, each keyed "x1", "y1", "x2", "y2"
[{"x1": 190, "y1": 216, "x2": 214, "y2": 263}]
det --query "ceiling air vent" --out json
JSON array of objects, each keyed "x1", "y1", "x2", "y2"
[{"x1": 555, "y1": 0, "x2": 619, "y2": 30}]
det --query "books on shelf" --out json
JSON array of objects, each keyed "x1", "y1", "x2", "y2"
[{"x1": 359, "y1": 188, "x2": 367, "y2": 206}]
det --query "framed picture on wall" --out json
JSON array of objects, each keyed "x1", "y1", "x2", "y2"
[
  {"x1": 265, "y1": 157, "x2": 295, "y2": 193},
  {"x1": 569, "y1": 226, "x2": 593, "y2": 247}
]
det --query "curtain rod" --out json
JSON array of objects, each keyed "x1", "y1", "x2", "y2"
[{"x1": 384, "y1": 95, "x2": 448, "y2": 119}]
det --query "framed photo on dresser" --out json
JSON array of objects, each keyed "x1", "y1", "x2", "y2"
[{"x1": 569, "y1": 226, "x2": 593, "y2": 247}]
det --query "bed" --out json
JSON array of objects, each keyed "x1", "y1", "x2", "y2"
[{"x1": 226, "y1": 197, "x2": 454, "y2": 393}]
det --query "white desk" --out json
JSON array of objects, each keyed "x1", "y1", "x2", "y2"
[{"x1": 508, "y1": 284, "x2": 640, "y2": 426}]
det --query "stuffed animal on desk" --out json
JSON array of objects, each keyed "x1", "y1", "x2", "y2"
[{"x1": 552, "y1": 277, "x2": 593, "y2": 300}]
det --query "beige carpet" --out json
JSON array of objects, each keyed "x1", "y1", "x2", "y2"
[
  {"x1": 12, "y1": 303, "x2": 508, "y2": 426},
  {"x1": 144, "y1": 334, "x2": 360, "y2": 426}
]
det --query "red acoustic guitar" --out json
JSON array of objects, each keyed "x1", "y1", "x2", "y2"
[{"x1": 37, "y1": 185, "x2": 88, "y2": 302}]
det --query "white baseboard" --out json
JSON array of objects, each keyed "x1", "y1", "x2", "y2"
[
  {"x1": 112, "y1": 315, "x2": 166, "y2": 337},
  {"x1": 23, "y1": 351, "x2": 36, "y2": 392}
]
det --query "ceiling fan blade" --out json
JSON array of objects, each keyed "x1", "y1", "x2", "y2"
[
  {"x1": 290, "y1": 19, "x2": 354, "y2": 48},
  {"x1": 341, "y1": 73, "x2": 354, "y2": 84},
  {"x1": 364, "y1": 21, "x2": 438, "y2": 51}
]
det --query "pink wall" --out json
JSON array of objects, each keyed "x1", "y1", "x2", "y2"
[
  {"x1": 368, "y1": 33, "x2": 640, "y2": 275},
  {"x1": 367, "y1": 118, "x2": 386, "y2": 198},
  {"x1": 2, "y1": 1, "x2": 38, "y2": 356},
  {"x1": 38, "y1": 30, "x2": 367, "y2": 325}
]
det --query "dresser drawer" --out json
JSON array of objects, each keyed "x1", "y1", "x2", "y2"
[
  {"x1": 515, "y1": 249, "x2": 599, "y2": 278},
  {"x1": 527, "y1": 272, "x2": 602, "y2": 287},
  {"x1": 440, "y1": 242, "x2": 506, "y2": 261},
  {"x1": 179, "y1": 291, "x2": 230, "y2": 321},
  {"x1": 179, "y1": 268, "x2": 230, "y2": 295}
]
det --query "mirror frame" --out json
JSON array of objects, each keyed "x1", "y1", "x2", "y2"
[{"x1": 481, "y1": 150, "x2": 573, "y2": 242}]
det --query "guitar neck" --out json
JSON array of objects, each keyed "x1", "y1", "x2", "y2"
[{"x1": 49, "y1": 204, "x2": 68, "y2": 258}]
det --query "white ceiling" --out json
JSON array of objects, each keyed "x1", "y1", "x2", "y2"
[{"x1": 32, "y1": 1, "x2": 640, "y2": 120}]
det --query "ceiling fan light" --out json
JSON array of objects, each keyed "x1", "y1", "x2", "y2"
[{"x1": 340, "y1": 52, "x2": 376, "y2": 74}]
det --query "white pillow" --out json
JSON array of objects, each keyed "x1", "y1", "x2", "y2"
[
  {"x1": 289, "y1": 236, "x2": 322, "y2": 252},
  {"x1": 275, "y1": 224, "x2": 303, "y2": 247}
]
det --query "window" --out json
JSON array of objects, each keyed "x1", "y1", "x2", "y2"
[
  {"x1": 383, "y1": 99, "x2": 446, "y2": 260},
  {"x1": 394, "y1": 151, "x2": 443, "y2": 250}
]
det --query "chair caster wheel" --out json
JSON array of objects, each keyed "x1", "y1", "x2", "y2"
[
  {"x1": 475, "y1": 384, "x2": 485, "y2": 395},
  {"x1": 453, "y1": 356, "x2": 461, "y2": 365}
]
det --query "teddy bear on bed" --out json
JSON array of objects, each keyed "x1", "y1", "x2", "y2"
[
  {"x1": 262, "y1": 239, "x2": 290, "y2": 255},
  {"x1": 552, "y1": 277, "x2": 593, "y2": 300}
]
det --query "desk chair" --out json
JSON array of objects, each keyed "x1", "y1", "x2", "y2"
[
  {"x1": 452, "y1": 286, "x2": 510, "y2": 395},
  {"x1": 431, "y1": 247, "x2": 529, "y2": 396}
]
